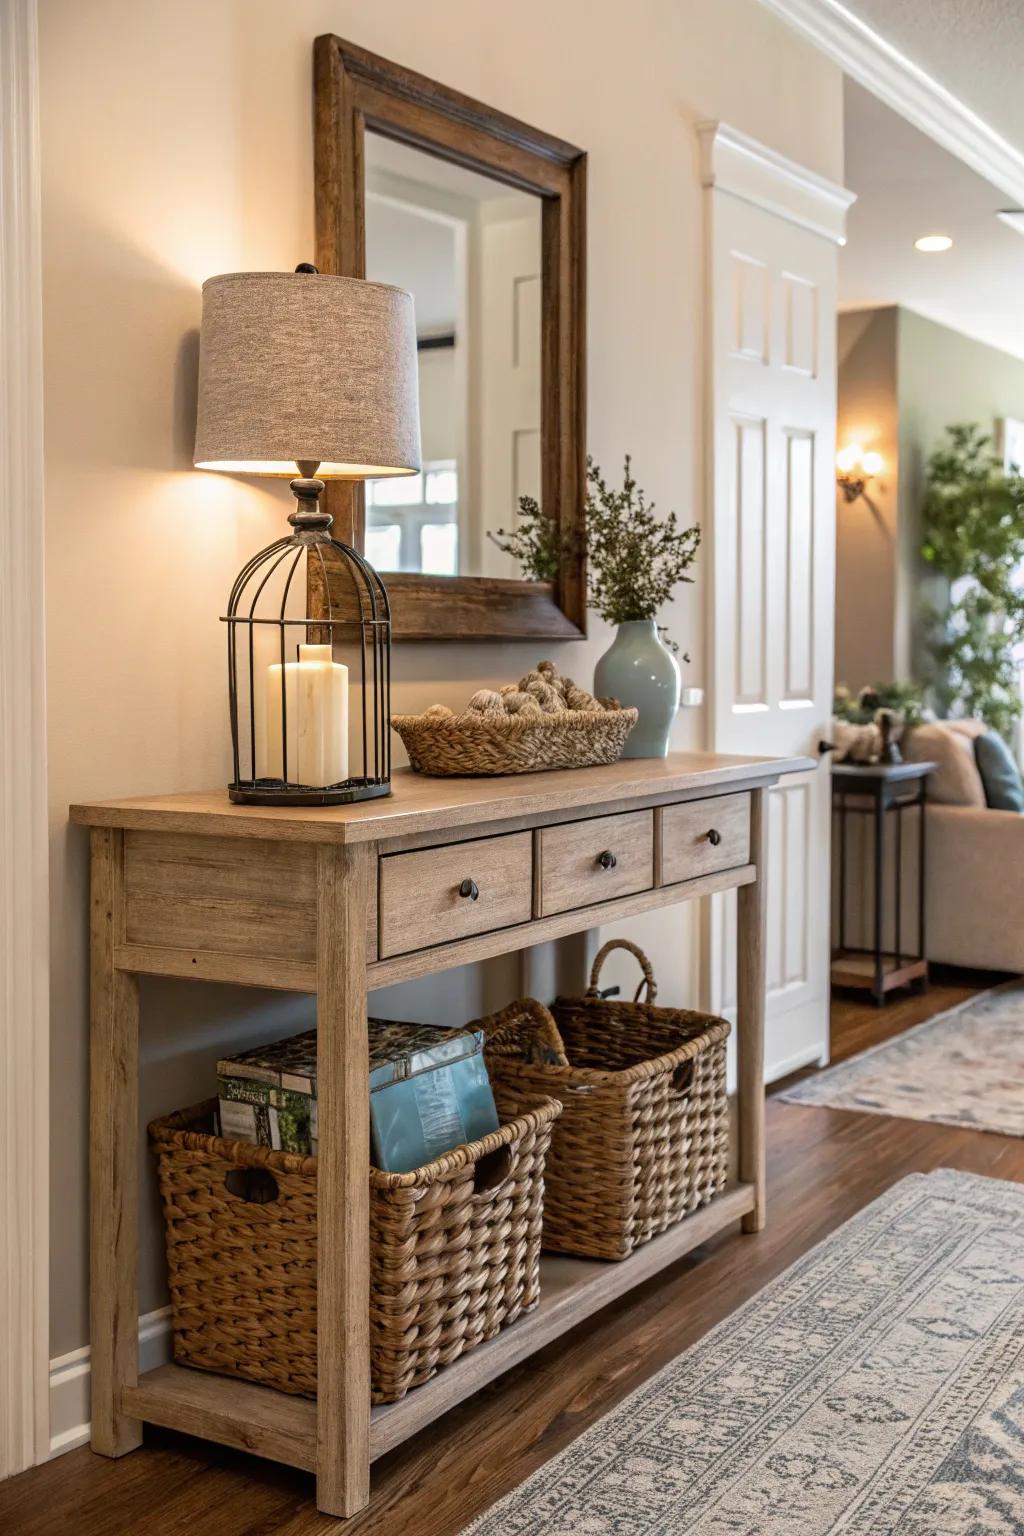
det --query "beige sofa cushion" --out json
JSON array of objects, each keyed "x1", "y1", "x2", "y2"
[
  {"x1": 902, "y1": 722, "x2": 986, "y2": 807},
  {"x1": 926, "y1": 803, "x2": 1024, "y2": 969}
]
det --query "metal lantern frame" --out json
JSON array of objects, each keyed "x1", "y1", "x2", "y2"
[{"x1": 224, "y1": 487, "x2": 392, "y2": 806}]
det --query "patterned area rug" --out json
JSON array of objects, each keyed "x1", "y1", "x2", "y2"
[
  {"x1": 778, "y1": 982, "x2": 1024, "y2": 1135},
  {"x1": 464, "y1": 1170, "x2": 1024, "y2": 1534}
]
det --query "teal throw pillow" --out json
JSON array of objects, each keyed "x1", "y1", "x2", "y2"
[{"x1": 974, "y1": 728, "x2": 1024, "y2": 812}]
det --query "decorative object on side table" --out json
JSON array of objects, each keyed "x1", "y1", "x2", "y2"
[
  {"x1": 491, "y1": 456, "x2": 700, "y2": 757},
  {"x1": 193, "y1": 265, "x2": 421, "y2": 804},
  {"x1": 825, "y1": 681, "x2": 926, "y2": 765},
  {"x1": 392, "y1": 658, "x2": 637, "y2": 775},
  {"x1": 218, "y1": 1018, "x2": 500, "y2": 1172}
]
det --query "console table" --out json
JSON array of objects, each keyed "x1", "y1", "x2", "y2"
[{"x1": 71, "y1": 749, "x2": 811, "y2": 1517}]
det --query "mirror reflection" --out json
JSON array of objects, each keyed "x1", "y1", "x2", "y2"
[{"x1": 364, "y1": 132, "x2": 542, "y2": 579}]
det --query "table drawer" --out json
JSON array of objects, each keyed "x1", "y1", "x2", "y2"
[
  {"x1": 660, "y1": 793, "x2": 750, "y2": 885},
  {"x1": 379, "y1": 831, "x2": 533, "y2": 958},
  {"x1": 536, "y1": 810, "x2": 654, "y2": 917}
]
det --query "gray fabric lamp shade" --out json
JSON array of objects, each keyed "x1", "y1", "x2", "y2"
[{"x1": 193, "y1": 270, "x2": 421, "y2": 478}]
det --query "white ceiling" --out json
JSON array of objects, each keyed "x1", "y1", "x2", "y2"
[
  {"x1": 840, "y1": 78, "x2": 1024, "y2": 360},
  {"x1": 842, "y1": 0, "x2": 1024, "y2": 154}
]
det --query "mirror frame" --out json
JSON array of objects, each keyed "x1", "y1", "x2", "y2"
[{"x1": 313, "y1": 35, "x2": 587, "y2": 641}]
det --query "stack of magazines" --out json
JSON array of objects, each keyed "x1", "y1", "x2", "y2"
[{"x1": 217, "y1": 1018, "x2": 500, "y2": 1173}]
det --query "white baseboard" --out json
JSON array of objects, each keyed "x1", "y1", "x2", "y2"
[
  {"x1": 48, "y1": 1309, "x2": 173, "y2": 1459},
  {"x1": 767, "y1": 1041, "x2": 829, "y2": 1082}
]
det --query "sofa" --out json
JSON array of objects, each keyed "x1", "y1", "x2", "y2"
[{"x1": 902, "y1": 719, "x2": 1024, "y2": 973}]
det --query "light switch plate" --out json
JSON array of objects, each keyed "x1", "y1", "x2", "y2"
[{"x1": 680, "y1": 687, "x2": 704, "y2": 707}]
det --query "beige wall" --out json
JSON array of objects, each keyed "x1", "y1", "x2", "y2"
[
  {"x1": 835, "y1": 308, "x2": 899, "y2": 687},
  {"x1": 835, "y1": 304, "x2": 1024, "y2": 689},
  {"x1": 39, "y1": 0, "x2": 842, "y2": 1355}
]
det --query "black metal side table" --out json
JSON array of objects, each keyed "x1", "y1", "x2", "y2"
[{"x1": 831, "y1": 760, "x2": 935, "y2": 1005}]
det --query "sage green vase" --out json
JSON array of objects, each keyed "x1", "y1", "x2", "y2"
[{"x1": 594, "y1": 618, "x2": 681, "y2": 758}]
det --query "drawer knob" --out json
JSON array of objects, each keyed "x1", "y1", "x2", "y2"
[
  {"x1": 597, "y1": 849, "x2": 618, "y2": 870},
  {"x1": 707, "y1": 828, "x2": 722, "y2": 846},
  {"x1": 458, "y1": 877, "x2": 480, "y2": 901}
]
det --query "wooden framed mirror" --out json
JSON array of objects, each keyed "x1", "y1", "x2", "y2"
[{"x1": 313, "y1": 36, "x2": 587, "y2": 641}]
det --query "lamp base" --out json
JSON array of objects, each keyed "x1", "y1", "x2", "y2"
[{"x1": 228, "y1": 778, "x2": 391, "y2": 807}]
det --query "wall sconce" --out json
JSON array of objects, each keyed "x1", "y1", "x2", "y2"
[{"x1": 836, "y1": 444, "x2": 883, "y2": 502}]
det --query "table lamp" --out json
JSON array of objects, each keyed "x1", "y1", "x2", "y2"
[{"x1": 194, "y1": 265, "x2": 420, "y2": 805}]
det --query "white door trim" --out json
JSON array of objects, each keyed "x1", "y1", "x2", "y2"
[
  {"x1": 0, "y1": 0, "x2": 51, "y2": 1479},
  {"x1": 698, "y1": 121, "x2": 855, "y2": 246},
  {"x1": 757, "y1": 0, "x2": 1024, "y2": 209},
  {"x1": 700, "y1": 124, "x2": 848, "y2": 1080}
]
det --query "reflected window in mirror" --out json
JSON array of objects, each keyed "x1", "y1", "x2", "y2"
[{"x1": 364, "y1": 132, "x2": 542, "y2": 579}]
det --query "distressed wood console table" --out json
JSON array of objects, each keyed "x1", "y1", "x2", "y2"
[{"x1": 72, "y1": 749, "x2": 810, "y2": 1517}]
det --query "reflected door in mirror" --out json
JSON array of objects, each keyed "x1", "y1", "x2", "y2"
[{"x1": 363, "y1": 132, "x2": 541, "y2": 579}]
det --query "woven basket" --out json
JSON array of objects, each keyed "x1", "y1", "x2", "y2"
[
  {"x1": 149, "y1": 1092, "x2": 561, "y2": 1404},
  {"x1": 480, "y1": 940, "x2": 730, "y2": 1261},
  {"x1": 391, "y1": 705, "x2": 639, "y2": 777}
]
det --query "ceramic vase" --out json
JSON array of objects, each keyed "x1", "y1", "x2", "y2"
[{"x1": 594, "y1": 618, "x2": 681, "y2": 758}]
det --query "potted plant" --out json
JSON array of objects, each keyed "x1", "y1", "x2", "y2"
[
  {"x1": 491, "y1": 456, "x2": 700, "y2": 756},
  {"x1": 921, "y1": 423, "x2": 1024, "y2": 741}
]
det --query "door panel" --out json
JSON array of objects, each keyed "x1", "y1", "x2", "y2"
[
  {"x1": 706, "y1": 187, "x2": 837, "y2": 1081},
  {"x1": 479, "y1": 216, "x2": 542, "y2": 578}
]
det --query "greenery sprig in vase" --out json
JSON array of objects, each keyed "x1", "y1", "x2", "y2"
[{"x1": 491, "y1": 456, "x2": 701, "y2": 756}]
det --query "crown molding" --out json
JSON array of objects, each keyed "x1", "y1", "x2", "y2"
[
  {"x1": 698, "y1": 121, "x2": 855, "y2": 245},
  {"x1": 758, "y1": 0, "x2": 1024, "y2": 209}
]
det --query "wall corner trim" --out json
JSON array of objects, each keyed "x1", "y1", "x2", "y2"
[
  {"x1": 697, "y1": 121, "x2": 855, "y2": 245},
  {"x1": 0, "y1": 0, "x2": 50, "y2": 1481},
  {"x1": 757, "y1": 0, "x2": 1024, "y2": 210}
]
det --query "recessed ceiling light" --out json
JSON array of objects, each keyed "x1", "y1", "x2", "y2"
[{"x1": 914, "y1": 234, "x2": 953, "y2": 252}]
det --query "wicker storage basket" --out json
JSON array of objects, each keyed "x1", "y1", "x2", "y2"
[
  {"x1": 149, "y1": 1092, "x2": 561, "y2": 1404},
  {"x1": 481, "y1": 940, "x2": 730, "y2": 1261},
  {"x1": 390, "y1": 705, "x2": 639, "y2": 777}
]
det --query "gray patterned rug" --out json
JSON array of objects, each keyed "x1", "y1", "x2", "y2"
[
  {"x1": 778, "y1": 982, "x2": 1024, "y2": 1135},
  {"x1": 464, "y1": 1170, "x2": 1024, "y2": 1534}
]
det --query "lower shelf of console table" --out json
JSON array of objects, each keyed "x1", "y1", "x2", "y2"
[{"x1": 123, "y1": 1181, "x2": 756, "y2": 1471}]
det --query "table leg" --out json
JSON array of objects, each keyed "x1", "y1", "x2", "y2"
[
  {"x1": 737, "y1": 787, "x2": 767, "y2": 1234},
  {"x1": 89, "y1": 827, "x2": 142, "y2": 1457},
  {"x1": 872, "y1": 789, "x2": 885, "y2": 1006},
  {"x1": 315, "y1": 842, "x2": 373, "y2": 1517}
]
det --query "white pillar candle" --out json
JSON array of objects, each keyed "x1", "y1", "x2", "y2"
[{"x1": 259, "y1": 643, "x2": 348, "y2": 787}]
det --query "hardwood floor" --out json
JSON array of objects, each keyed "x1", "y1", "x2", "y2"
[
  {"x1": 4, "y1": 971, "x2": 1021, "y2": 1536},
  {"x1": 826, "y1": 961, "x2": 1012, "y2": 1066}
]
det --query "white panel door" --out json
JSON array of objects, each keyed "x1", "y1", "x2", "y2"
[
  {"x1": 478, "y1": 214, "x2": 542, "y2": 578},
  {"x1": 706, "y1": 188, "x2": 837, "y2": 1080}
]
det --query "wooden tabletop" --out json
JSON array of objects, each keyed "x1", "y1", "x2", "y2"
[{"x1": 69, "y1": 751, "x2": 815, "y2": 845}]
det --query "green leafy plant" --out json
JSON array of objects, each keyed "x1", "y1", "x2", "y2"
[
  {"x1": 921, "y1": 423, "x2": 1024, "y2": 740},
  {"x1": 833, "y1": 681, "x2": 926, "y2": 728},
  {"x1": 490, "y1": 455, "x2": 701, "y2": 651}
]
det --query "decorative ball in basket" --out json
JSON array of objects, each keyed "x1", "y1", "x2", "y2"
[
  {"x1": 193, "y1": 265, "x2": 421, "y2": 805},
  {"x1": 392, "y1": 660, "x2": 638, "y2": 777}
]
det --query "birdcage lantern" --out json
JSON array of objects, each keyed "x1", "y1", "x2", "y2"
[
  {"x1": 224, "y1": 486, "x2": 392, "y2": 804},
  {"x1": 193, "y1": 265, "x2": 420, "y2": 806}
]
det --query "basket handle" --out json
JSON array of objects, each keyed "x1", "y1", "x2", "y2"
[
  {"x1": 481, "y1": 998, "x2": 570, "y2": 1067},
  {"x1": 587, "y1": 938, "x2": 657, "y2": 1003}
]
